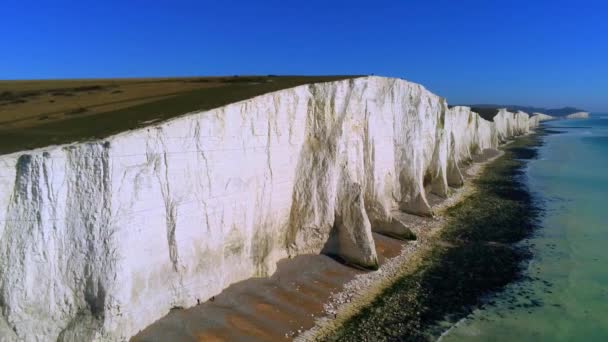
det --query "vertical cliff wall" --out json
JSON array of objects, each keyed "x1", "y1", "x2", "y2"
[{"x1": 0, "y1": 76, "x2": 537, "y2": 341}]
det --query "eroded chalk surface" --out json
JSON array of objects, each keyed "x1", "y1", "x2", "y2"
[{"x1": 0, "y1": 76, "x2": 539, "y2": 341}]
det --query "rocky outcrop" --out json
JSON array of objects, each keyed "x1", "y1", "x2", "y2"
[
  {"x1": 566, "y1": 111, "x2": 590, "y2": 119},
  {"x1": 0, "y1": 76, "x2": 537, "y2": 341},
  {"x1": 529, "y1": 113, "x2": 555, "y2": 128}
]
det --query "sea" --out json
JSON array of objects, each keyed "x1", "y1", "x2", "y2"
[{"x1": 441, "y1": 113, "x2": 608, "y2": 341}]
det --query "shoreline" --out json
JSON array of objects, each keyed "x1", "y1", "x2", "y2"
[
  {"x1": 132, "y1": 136, "x2": 531, "y2": 341},
  {"x1": 311, "y1": 130, "x2": 545, "y2": 341},
  {"x1": 439, "y1": 115, "x2": 608, "y2": 341},
  {"x1": 131, "y1": 128, "x2": 544, "y2": 341},
  {"x1": 298, "y1": 148, "x2": 507, "y2": 341}
]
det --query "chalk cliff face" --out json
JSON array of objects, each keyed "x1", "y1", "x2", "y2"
[
  {"x1": 532, "y1": 112, "x2": 555, "y2": 121},
  {"x1": 566, "y1": 111, "x2": 590, "y2": 119},
  {"x1": 529, "y1": 113, "x2": 555, "y2": 128},
  {"x1": 0, "y1": 76, "x2": 537, "y2": 341}
]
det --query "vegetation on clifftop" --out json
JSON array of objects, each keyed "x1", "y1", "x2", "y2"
[{"x1": 0, "y1": 75, "x2": 359, "y2": 155}]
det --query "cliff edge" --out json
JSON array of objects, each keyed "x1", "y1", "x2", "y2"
[{"x1": 0, "y1": 76, "x2": 537, "y2": 341}]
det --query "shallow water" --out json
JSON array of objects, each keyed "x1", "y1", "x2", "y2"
[{"x1": 441, "y1": 114, "x2": 608, "y2": 341}]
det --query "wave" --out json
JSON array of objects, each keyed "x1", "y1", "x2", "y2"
[{"x1": 437, "y1": 316, "x2": 472, "y2": 341}]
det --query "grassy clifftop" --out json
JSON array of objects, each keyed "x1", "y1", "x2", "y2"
[{"x1": 0, "y1": 75, "x2": 360, "y2": 155}]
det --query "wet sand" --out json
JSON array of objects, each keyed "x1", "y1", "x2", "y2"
[
  {"x1": 132, "y1": 234, "x2": 403, "y2": 342},
  {"x1": 132, "y1": 148, "x2": 502, "y2": 342}
]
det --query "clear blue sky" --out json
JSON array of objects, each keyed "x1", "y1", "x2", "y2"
[{"x1": 2, "y1": 0, "x2": 607, "y2": 111}]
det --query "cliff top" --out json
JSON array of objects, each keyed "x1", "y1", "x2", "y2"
[{"x1": 0, "y1": 75, "x2": 360, "y2": 155}]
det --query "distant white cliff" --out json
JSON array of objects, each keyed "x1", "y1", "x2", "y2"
[
  {"x1": 528, "y1": 112, "x2": 555, "y2": 128},
  {"x1": 532, "y1": 112, "x2": 555, "y2": 121},
  {"x1": 566, "y1": 111, "x2": 590, "y2": 119},
  {"x1": 0, "y1": 76, "x2": 537, "y2": 341}
]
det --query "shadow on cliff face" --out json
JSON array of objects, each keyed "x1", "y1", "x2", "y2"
[
  {"x1": 325, "y1": 131, "x2": 548, "y2": 341},
  {"x1": 320, "y1": 224, "x2": 376, "y2": 270},
  {"x1": 251, "y1": 228, "x2": 273, "y2": 277}
]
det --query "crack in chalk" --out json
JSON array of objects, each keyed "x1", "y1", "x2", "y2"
[
  {"x1": 148, "y1": 132, "x2": 180, "y2": 272},
  {"x1": 162, "y1": 151, "x2": 179, "y2": 272}
]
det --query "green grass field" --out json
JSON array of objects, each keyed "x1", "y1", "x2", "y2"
[{"x1": 0, "y1": 75, "x2": 360, "y2": 155}]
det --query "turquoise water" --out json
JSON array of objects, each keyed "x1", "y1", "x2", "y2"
[{"x1": 442, "y1": 114, "x2": 608, "y2": 341}]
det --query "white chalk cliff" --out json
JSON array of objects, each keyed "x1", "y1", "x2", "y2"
[
  {"x1": 566, "y1": 111, "x2": 590, "y2": 119},
  {"x1": 528, "y1": 113, "x2": 554, "y2": 128},
  {"x1": 531, "y1": 113, "x2": 554, "y2": 121},
  {"x1": 529, "y1": 112, "x2": 555, "y2": 128},
  {"x1": 0, "y1": 76, "x2": 538, "y2": 341}
]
